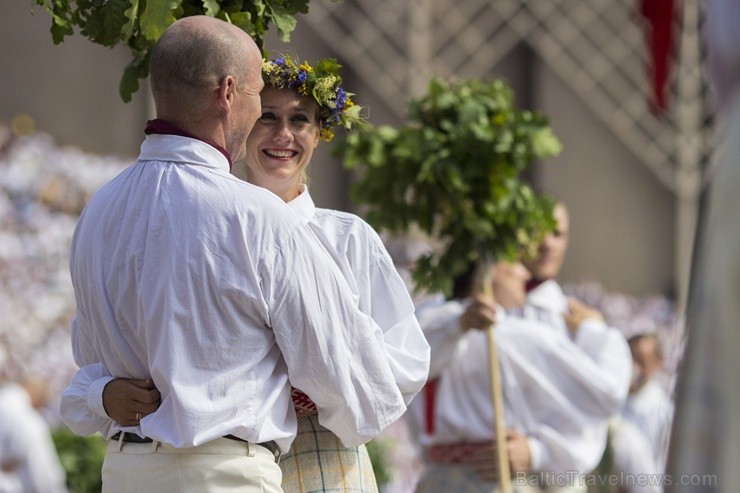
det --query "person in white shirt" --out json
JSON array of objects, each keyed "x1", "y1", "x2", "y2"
[
  {"x1": 410, "y1": 261, "x2": 629, "y2": 493},
  {"x1": 626, "y1": 334, "x2": 673, "y2": 470},
  {"x1": 0, "y1": 378, "x2": 68, "y2": 493},
  {"x1": 606, "y1": 333, "x2": 673, "y2": 493},
  {"x1": 64, "y1": 18, "x2": 411, "y2": 493},
  {"x1": 515, "y1": 200, "x2": 633, "y2": 479}
]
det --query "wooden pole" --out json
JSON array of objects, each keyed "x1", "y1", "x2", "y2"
[{"x1": 478, "y1": 264, "x2": 512, "y2": 493}]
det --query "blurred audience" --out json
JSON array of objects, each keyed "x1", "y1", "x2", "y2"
[{"x1": 0, "y1": 365, "x2": 68, "y2": 493}]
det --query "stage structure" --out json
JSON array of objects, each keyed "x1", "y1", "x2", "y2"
[{"x1": 303, "y1": 0, "x2": 715, "y2": 306}]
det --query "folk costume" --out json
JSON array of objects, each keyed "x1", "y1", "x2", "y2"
[
  {"x1": 516, "y1": 279, "x2": 633, "y2": 468},
  {"x1": 411, "y1": 299, "x2": 630, "y2": 492}
]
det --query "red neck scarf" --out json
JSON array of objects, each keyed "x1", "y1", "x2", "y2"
[{"x1": 144, "y1": 119, "x2": 232, "y2": 170}]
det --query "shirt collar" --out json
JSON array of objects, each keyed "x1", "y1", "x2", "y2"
[
  {"x1": 525, "y1": 277, "x2": 549, "y2": 292},
  {"x1": 145, "y1": 119, "x2": 233, "y2": 170},
  {"x1": 525, "y1": 278, "x2": 567, "y2": 313},
  {"x1": 286, "y1": 185, "x2": 316, "y2": 222}
]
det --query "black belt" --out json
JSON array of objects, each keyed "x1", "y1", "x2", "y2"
[{"x1": 110, "y1": 432, "x2": 280, "y2": 459}]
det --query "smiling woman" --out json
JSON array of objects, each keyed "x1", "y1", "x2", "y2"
[
  {"x1": 243, "y1": 55, "x2": 369, "y2": 202},
  {"x1": 240, "y1": 59, "x2": 420, "y2": 493},
  {"x1": 244, "y1": 86, "x2": 321, "y2": 202}
]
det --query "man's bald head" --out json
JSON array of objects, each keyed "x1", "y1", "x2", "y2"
[{"x1": 149, "y1": 15, "x2": 261, "y2": 117}]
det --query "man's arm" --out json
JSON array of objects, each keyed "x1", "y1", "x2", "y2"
[{"x1": 60, "y1": 362, "x2": 160, "y2": 436}]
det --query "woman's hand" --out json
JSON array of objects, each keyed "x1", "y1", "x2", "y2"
[{"x1": 102, "y1": 377, "x2": 160, "y2": 426}]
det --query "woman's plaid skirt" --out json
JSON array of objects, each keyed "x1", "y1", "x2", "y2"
[{"x1": 280, "y1": 414, "x2": 379, "y2": 493}]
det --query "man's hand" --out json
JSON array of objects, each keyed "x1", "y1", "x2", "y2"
[
  {"x1": 506, "y1": 429, "x2": 532, "y2": 474},
  {"x1": 102, "y1": 378, "x2": 160, "y2": 426},
  {"x1": 468, "y1": 430, "x2": 532, "y2": 482},
  {"x1": 459, "y1": 295, "x2": 497, "y2": 332},
  {"x1": 564, "y1": 297, "x2": 604, "y2": 336}
]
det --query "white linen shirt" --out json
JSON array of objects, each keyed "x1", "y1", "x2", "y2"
[
  {"x1": 519, "y1": 280, "x2": 632, "y2": 410},
  {"x1": 289, "y1": 188, "x2": 430, "y2": 404},
  {"x1": 413, "y1": 300, "x2": 628, "y2": 475},
  {"x1": 622, "y1": 378, "x2": 674, "y2": 471},
  {"x1": 64, "y1": 134, "x2": 406, "y2": 452},
  {"x1": 513, "y1": 279, "x2": 632, "y2": 470},
  {"x1": 62, "y1": 185, "x2": 429, "y2": 446}
]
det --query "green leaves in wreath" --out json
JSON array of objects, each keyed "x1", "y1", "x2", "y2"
[
  {"x1": 337, "y1": 78, "x2": 562, "y2": 297},
  {"x1": 31, "y1": 0, "x2": 337, "y2": 102}
]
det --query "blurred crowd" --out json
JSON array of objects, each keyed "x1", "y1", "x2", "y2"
[{"x1": 0, "y1": 127, "x2": 130, "y2": 423}]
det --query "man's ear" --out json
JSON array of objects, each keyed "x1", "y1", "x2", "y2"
[{"x1": 217, "y1": 75, "x2": 237, "y2": 111}]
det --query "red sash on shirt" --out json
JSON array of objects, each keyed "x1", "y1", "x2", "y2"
[{"x1": 144, "y1": 119, "x2": 233, "y2": 170}]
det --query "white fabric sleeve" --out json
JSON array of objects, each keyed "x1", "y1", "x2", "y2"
[
  {"x1": 266, "y1": 225, "x2": 408, "y2": 447},
  {"x1": 573, "y1": 319, "x2": 633, "y2": 411},
  {"x1": 495, "y1": 320, "x2": 618, "y2": 473},
  {"x1": 59, "y1": 362, "x2": 115, "y2": 437},
  {"x1": 527, "y1": 436, "x2": 545, "y2": 472},
  {"x1": 367, "y1": 245, "x2": 430, "y2": 405},
  {"x1": 526, "y1": 423, "x2": 607, "y2": 476},
  {"x1": 416, "y1": 300, "x2": 467, "y2": 379}
]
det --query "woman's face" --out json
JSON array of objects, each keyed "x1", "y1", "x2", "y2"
[{"x1": 244, "y1": 86, "x2": 321, "y2": 202}]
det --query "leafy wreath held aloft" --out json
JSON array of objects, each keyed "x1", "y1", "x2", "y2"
[{"x1": 337, "y1": 77, "x2": 563, "y2": 297}]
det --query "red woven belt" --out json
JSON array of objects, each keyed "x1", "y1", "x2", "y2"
[
  {"x1": 291, "y1": 387, "x2": 318, "y2": 417},
  {"x1": 428, "y1": 441, "x2": 494, "y2": 463}
]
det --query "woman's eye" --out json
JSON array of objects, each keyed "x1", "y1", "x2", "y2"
[
  {"x1": 292, "y1": 114, "x2": 310, "y2": 123},
  {"x1": 259, "y1": 112, "x2": 276, "y2": 122}
]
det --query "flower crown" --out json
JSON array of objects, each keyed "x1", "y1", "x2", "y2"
[{"x1": 262, "y1": 55, "x2": 370, "y2": 141}]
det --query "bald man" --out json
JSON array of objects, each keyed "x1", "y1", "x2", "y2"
[{"x1": 63, "y1": 16, "x2": 408, "y2": 493}]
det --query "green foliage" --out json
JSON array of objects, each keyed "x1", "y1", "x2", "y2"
[
  {"x1": 31, "y1": 0, "x2": 342, "y2": 102},
  {"x1": 51, "y1": 427, "x2": 106, "y2": 493},
  {"x1": 365, "y1": 438, "x2": 392, "y2": 488},
  {"x1": 337, "y1": 78, "x2": 562, "y2": 297}
]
